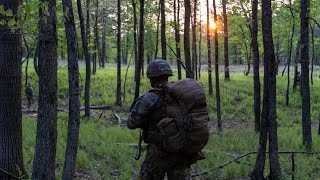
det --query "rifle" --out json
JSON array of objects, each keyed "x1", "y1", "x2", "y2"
[{"x1": 166, "y1": 44, "x2": 194, "y2": 79}]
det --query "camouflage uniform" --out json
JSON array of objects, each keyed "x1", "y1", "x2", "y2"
[{"x1": 127, "y1": 91, "x2": 191, "y2": 180}]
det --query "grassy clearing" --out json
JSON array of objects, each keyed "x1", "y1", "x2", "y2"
[{"x1": 22, "y1": 62, "x2": 320, "y2": 179}]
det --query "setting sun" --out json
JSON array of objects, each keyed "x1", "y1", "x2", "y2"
[{"x1": 209, "y1": 20, "x2": 217, "y2": 29}]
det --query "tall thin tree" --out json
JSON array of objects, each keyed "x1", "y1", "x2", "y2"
[
  {"x1": 213, "y1": 0, "x2": 222, "y2": 131},
  {"x1": 252, "y1": 0, "x2": 261, "y2": 132},
  {"x1": 32, "y1": 0, "x2": 58, "y2": 179},
  {"x1": 77, "y1": 0, "x2": 91, "y2": 117},
  {"x1": 300, "y1": 0, "x2": 312, "y2": 149},
  {"x1": 286, "y1": 0, "x2": 294, "y2": 106},
  {"x1": 184, "y1": 0, "x2": 192, "y2": 78},
  {"x1": 206, "y1": 0, "x2": 213, "y2": 94},
  {"x1": 222, "y1": 0, "x2": 230, "y2": 80},
  {"x1": 192, "y1": 0, "x2": 197, "y2": 79},
  {"x1": 154, "y1": 0, "x2": 161, "y2": 59},
  {"x1": 174, "y1": 0, "x2": 182, "y2": 79},
  {"x1": 135, "y1": 0, "x2": 145, "y2": 99},
  {"x1": 251, "y1": 0, "x2": 280, "y2": 177},
  {"x1": 0, "y1": 0, "x2": 25, "y2": 179},
  {"x1": 116, "y1": 0, "x2": 122, "y2": 106},
  {"x1": 160, "y1": 0, "x2": 167, "y2": 60},
  {"x1": 62, "y1": 0, "x2": 80, "y2": 179},
  {"x1": 132, "y1": 0, "x2": 138, "y2": 81},
  {"x1": 101, "y1": 13, "x2": 107, "y2": 68}
]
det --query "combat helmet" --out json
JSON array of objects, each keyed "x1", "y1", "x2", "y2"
[{"x1": 147, "y1": 59, "x2": 173, "y2": 79}]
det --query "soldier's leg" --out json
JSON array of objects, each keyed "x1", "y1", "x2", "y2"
[
  {"x1": 140, "y1": 144, "x2": 173, "y2": 180},
  {"x1": 167, "y1": 164, "x2": 191, "y2": 180}
]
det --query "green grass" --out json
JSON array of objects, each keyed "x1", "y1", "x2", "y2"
[{"x1": 21, "y1": 62, "x2": 320, "y2": 179}]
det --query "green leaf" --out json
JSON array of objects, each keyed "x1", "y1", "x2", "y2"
[
  {"x1": 5, "y1": 9, "x2": 13, "y2": 16},
  {"x1": 0, "y1": 20, "x2": 4, "y2": 25},
  {"x1": 0, "y1": 5, "x2": 4, "y2": 14},
  {"x1": 25, "y1": 4, "x2": 31, "y2": 14},
  {"x1": 8, "y1": 19, "x2": 16, "y2": 28}
]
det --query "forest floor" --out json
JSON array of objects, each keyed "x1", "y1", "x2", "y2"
[{"x1": 21, "y1": 62, "x2": 320, "y2": 179}]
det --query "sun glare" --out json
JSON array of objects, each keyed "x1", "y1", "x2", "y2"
[{"x1": 209, "y1": 20, "x2": 217, "y2": 30}]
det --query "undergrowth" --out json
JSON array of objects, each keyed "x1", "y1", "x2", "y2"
[{"x1": 22, "y1": 62, "x2": 320, "y2": 179}]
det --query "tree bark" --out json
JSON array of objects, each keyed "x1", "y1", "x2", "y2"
[
  {"x1": 62, "y1": 0, "x2": 80, "y2": 179},
  {"x1": 77, "y1": 0, "x2": 91, "y2": 117},
  {"x1": 198, "y1": 11, "x2": 202, "y2": 79},
  {"x1": 252, "y1": 0, "x2": 280, "y2": 178},
  {"x1": 154, "y1": 0, "x2": 160, "y2": 59},
  {"x1": 101, "y1": 15, "x2": 106, "y2": 68},
  {"x1": 132, "y1": 0, "x2": 138, "y2": 81},
  {"x1": 213, "y1": 0, "x2": 222, "y2": 132},
  {"x1": 174, "y1": 0, "x2": 182, "y2": 79},
  {"x1": 192, "y1": 0, "x2": 197, "y2": 79},
  {"x1": 252, "y1": 0, "x2": 261, "y2": 133},
  {"x1": 293, "y1": 38, "x2": 301, "y2": 91},
  {"x1": 33, "y1": 42, "x2": 39, "y2": 76},
  {"x1": 184, "y1": 0, "x2": 192, "y2": 78},
  {"x1": 134, "y1": 0, "x2": 145, "y2": 100},
  {"x1": 116, "y1": 0, "x2": 122, "y2": 106},
  {"x1": 94, "y1": 0, "x2": 100, "y2": 69},
  {"x1": 311, "y1": 25, "x2": 314, "y2": 85},
  {"x1": 86, "y1": 0, "x2": 90, "y2": 45},
  {"x1": 206, "y1": 0, "x2": 213, "y2": 95},
  {"x1": 222, "y1": 0, "x2": 230, "y2": 80},
  {"x1": 32, "y1": 0, "x2": 58, "y2": 179},
  {"x1": 286, "y1": 0, "x2": 294, "y2": 106},
  {"x1": 0, "y1": 1, "x2": 25, "y2": 179},
  {"x1": 160, "y1": 0, "x2": 167, "y2": 60},
  {"x1": 300, "y1": 0, "x2": 312, "y2": 149}
]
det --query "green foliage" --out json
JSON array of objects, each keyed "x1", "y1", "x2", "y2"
[{"x1": 21, "y1": 63, "x2": 320, "y2": 179}]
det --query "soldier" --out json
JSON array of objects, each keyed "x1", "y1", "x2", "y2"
[
  {"x1": 26, "y1": 82, "x2": 34, "y2": 108},
  {"x1": 127, "y1": 59, "x2": 204, "y2": 180}
]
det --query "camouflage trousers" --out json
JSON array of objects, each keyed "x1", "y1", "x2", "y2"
[{"x1": 140, "y1": 144, "x2": 191, "y2": 180}]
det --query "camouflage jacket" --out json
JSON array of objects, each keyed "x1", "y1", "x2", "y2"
[{"x1": 127, "y1": 91, "x2": 164, "y2": 144}]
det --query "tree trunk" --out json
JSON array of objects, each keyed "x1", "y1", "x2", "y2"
[
  {"x1": 311, "y1": 25, "x2": 314, "y2": 85},
  {"x1": 77, "y1": 0, "x2": 91, "y2": 117},
  {"x1": 252, "y1": 0, "x2": 261, "y2": 133},
  {"x1": 198, "y1": 11, "x2": 202, "y2": 79},
  {"x1": 86, "y1": 0, "x2": 90, "y2": 44},
  {"x1": 62, "y1": 0, "x2": 80, "y2": 179},
  {"x1": 293, "y1": 38, "x2": 301, "y2": 91},
  {"x1": 116, "y1": 0, "x2": 122, "y2": 106},
  {"x1": 34, "y1": 42, "x2": 39, "y2": 76},
  {"x1": 160, "y1": 0, "x2": 167, "y2": 60},
  {"x1": 32, "y1": 0, "x2": 58, "y2": 179},
  {"x1": 132, "y1": 0, "x2": 138, "y2": 81},
  {"x1": 275, "y1": 36, "x2": 281, "y2": 75},
  {"x1": 184, "y1": 0, "x2": 192, "y2": 78},
  {"x1": 154, "y1": 0, "x2": 160, "y2": 59},
  {"x1": 135, "y1": 0, "x2": 145, "y2": 100},
  {"x1": 264, "y1": 0, "x2": 280, "y2": 176},
  {"x1": 174, "y1": 0, "x2": 182, "y2": 79},
  {"x1": 222, "y1": 0, "x2": 230, "y2": 80},
  {"x1": 101, "y1": 15, "x2": 106, "y2": 68},
  {"x1": 213, "y1": 0, "x2": 222, "y2": 132},
  {"x1": 239, "y1": 24, "x2": 251, "y2": 76},
  {"x1": 192, "y1": 0, "x2": 197, "y2": 79},
  {"x1": 286, "y1": 0, "x2": 294, "y2": 106},
  {"x1": 300, "y1": 0, "x2": 312, "y2": 149},
  {"x1": 94, "y1": 0, "x2": 101, "y2": 68},
  {"x1": 0, "y1": 1, "x2": 25, "y2": 179},
  {"x1": 252, "y1": 0, "x2": 280, "y2": 178},
  {"x1": 206, "y1": 0, "x2": 213, "y2": 95}
]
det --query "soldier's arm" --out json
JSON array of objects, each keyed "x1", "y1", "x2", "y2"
[
  {"x1": 127, "y1": 98, "x2": 148, "y2": 130},
  {"x1": 127, "y1": 93, "x2": 158, "y2": 130}
]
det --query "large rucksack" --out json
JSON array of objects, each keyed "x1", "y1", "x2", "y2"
[{"x1": 154, "y1": 78, "x2": 210, "y2": 155}]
